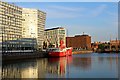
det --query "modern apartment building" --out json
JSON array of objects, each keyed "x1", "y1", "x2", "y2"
[
  {"x1": 22, "y1": 8, "x2": 46, "y2": 50},
  {"x1": 0, "y1": 1, "x2": 46, "y2": 52},
  {"x1": 0, "y1": 1, "x2": 22, "y2": 51},
  {"x1": 44, "y1": 27, "x2": 66, "y2": 48}
]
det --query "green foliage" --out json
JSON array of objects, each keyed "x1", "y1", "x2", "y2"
[{"x1": 98, "y1": 44, "x2": 105, "y2": 51}]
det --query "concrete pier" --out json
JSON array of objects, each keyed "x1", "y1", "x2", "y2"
[
  {"x1": 2, "y1": 51, "x2": 48, "y2": 61},
  {"x1": 2, "y1": 50, "x2": 94, "y2": 61},
  {"x1": 72, "y1": 50, "x2": 93, "y2": 54}
]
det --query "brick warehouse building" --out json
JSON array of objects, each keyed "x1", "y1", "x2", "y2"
[{"x1": 66, "y1": 34, "x2": 91, "y2": 50}]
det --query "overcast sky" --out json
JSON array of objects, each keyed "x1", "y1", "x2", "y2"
[{"x1": 12, "y1": 2, "x2": 118, "y2": 42}]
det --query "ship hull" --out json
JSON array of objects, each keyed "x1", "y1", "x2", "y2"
[
  {"x1": 66, "y1": 47, "x2": 72, "y2": 56},
  {"x1": 49, "y1": 52, "x2": 66, "y2": 57},
  {"x1": 49, "y1": 47, "x2": 72, "y2": 57}
]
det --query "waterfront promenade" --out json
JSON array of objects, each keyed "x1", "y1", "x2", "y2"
[
  {"x1": 2, "y1": 49, "x2": 94, "y2": 60},
  {"x1": 72, "y1": 50, "x2": 93, "y2": 54},
  {"x1": 2, "y1": 49, "x2": 120, "y2": 61},
  {"x1": 2, "y1": 51, "x2": 48, "y2": 61}
]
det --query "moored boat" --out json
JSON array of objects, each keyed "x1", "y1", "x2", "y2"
[
  {"x1": 66, "y1": 47, "x2": 72, "y2": 56},
  {"x1": 47, "y1": 40, "x2": 72, "y2": 57}
]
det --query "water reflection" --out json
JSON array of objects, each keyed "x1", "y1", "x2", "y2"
[
  {"x1": 2, "y1": 53, "x2": 119, "y2": 78},
  {"x1": 72, "y1": 57, "x2": 91, "y2": 70},
  {"x1": 47, "y1": 57, "x2": 66, "y2": 76},
  {"x1": 0, "y1": 66, "x2": 1, "y2": 80},
  {"x1": 2, "y1": 60, "x2": 38, "y2": 78},
  {"x1": 98, "y1": 54, "x2": 118, "y2": 71}
]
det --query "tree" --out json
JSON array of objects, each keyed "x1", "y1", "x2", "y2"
[{"x1": 98, "y1": 44, "x2": 105, "y2": 51}]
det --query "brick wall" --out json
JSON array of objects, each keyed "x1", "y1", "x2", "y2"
[{"x1": 66, "y1": 35, "x2": 91, "y2": 49}]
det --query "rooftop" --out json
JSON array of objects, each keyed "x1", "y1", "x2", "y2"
[
  {"x1": 75, "y1": 34, "x2": 90, "y2": 37},
  {"x1": 45, "y1": 27, "x2": 64, "y2": 31}
]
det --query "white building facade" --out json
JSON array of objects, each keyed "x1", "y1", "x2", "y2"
[
  {"x1": 22, "y1": 8, "x2": 46, "y2": 50},
  {"x1": 45, "y1": 27, "x2": 66, "y2": 48},
  {"x1": 0, "y1": 1, "x2": 22, "y2": 51}
]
